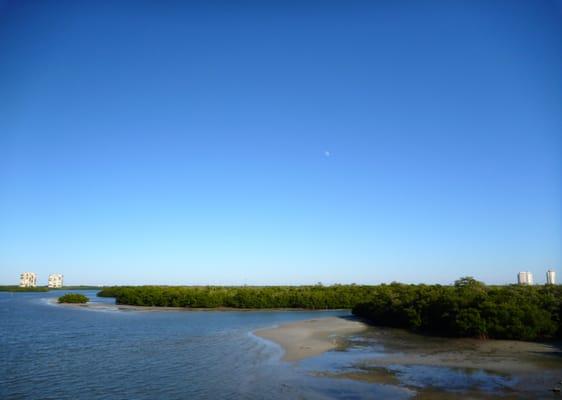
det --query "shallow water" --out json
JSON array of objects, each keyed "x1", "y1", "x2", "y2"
[
  {"x1": 0, "y1": 291, "x2": 410, "y2": 399},
  {"x1": 1, "y1": 291, "x2": 560, "y2": 399}
]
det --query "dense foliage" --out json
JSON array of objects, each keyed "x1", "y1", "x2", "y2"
[
  {"x1": 97, "y1": 285, "x2": 378, "y2": 309},
  {"x1": 98, "y1": 279, "x2": 562, "y2": 341},
  {"x1": 0, "y1": 286, "x2": 48, "y2": 292},
  {"x1": 58, "y1": 293, "x2": 89, "y2": 303},
  {"x1": 352, "y1": 277, "x2": 562, "y2": 341},
  {"x1": 50, "y1": 286, "x2": 102, "y2": 290},
  {"x1": 0, "y1": 286, "x2": 101, "y2": 292}
]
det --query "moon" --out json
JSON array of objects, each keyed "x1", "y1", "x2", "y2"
[{"x1": 324, "y1": 150, "x2": 331, "y2": 157}]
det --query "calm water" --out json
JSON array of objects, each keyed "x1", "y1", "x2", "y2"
[
  {"x1": 0, "y1": 291, "x2": 407, "y2": 400},
  {"x1": 3, "y1": 291, "x2": 555, "y2": 399}
]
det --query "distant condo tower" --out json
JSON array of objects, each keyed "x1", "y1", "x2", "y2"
[
  {"x1": 517, "y1": 271, "x2": 533, "y2": 285},
  {"x1": 546, "y1": 270, "x2": 556, "y2": 285},
  {"x1": 20, "y1": 272, "x2": 37, "y2": 287},
  {"x1": 48, "y1": 274, "x2": 64, "y2": 288}
]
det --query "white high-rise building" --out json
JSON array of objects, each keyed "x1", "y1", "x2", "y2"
[
  {"x1": 20, "y1": 272, "x2": 37, "y2": 287},
  {"x1": 48, "y1": 274, "x2": 64, "y2": 288},
  {"x1": 517, "y1": 271, "x2": 533, "y2": 285},
  {"x1": 546, "y1": 270, "x2": 556, "y2": 285}
]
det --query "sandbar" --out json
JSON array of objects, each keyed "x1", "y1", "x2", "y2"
[
  {"x1": 255, "y1": 316, "x2": 368, "y2": 361},
  {"x1": 257, "y1": 317, "x2": 562, "y2": 397}
]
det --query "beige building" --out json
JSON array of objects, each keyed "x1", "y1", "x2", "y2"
[
  {"x1": 517, "y1": 271, "x2": 533, "y2": 285},
  {"x1": 546, "y1": 270, "x2": 556, "y2": 285},
  {"x1": 48, "y1": 274, "x2": 64, "y2": 288},
  {"x1": 20, "y1": 272, "x2": 37, "y2": 287}
]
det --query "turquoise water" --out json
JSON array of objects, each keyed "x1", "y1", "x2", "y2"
[{"x1": 0, "y1": 291, "x2": 410, "y2": 399}]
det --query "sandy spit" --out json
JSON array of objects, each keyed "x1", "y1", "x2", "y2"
[
  {"x1": 255, "y1": 316, "x2": 368, "y2": 361},
  {"x1": 56, "y1": 300, "x2": 347, "y2": 313}
]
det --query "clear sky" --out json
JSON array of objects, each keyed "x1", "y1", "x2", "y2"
[{"x1": 1, "y1": 0, "x2": 561, "y2": 286}]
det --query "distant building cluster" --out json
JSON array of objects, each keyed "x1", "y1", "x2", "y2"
[
  {"x1": 48, "y1": 274, "x2": 64, "y2": 288},
  {"x1": 517, "y1": 269, "x2": 556, "y2": 285},
  {"x1": 20, "y1": 272, "x2": 37, "y2": 287},
  {"x1": 19, "y1": 272, "x2": 64, "y2": 288}
]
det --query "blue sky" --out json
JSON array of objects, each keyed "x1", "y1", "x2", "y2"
[{"x1": 1, "y1": 0, "x2": 561, "y2": 285}]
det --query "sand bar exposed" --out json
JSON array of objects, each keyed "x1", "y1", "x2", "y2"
[
  {"x1": 255, "y1": 316, "x2": 562, "y2": 397},
  {"x1": 256, "y1": 315, "x2": 562, "y2": 372},
  {"x1": 54, "y1": 299, "x2": 346, "y2": 313},
  {"x1": 255, "y1": 316, "x2": 368, "y2": 361}
]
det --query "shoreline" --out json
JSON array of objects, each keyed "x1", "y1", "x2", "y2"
[
  {"x1": 255, "y1": 316, "x2": 562, "y2": 370},
  {"x1": 52, "y1": 300, "x2": 562, "y2": 396},
  {"x1": 53, "y1": 299, "x2": 350, "y2": 313},
  {"x1": 114, "y1": 304, "x2": 348, "y2": 312},
  {"x1": 255, "y1": 316, "x2": 368, "y2": 361},
  {"x1": 253, "y1": 316, "x2": 562, "y2": 397}
]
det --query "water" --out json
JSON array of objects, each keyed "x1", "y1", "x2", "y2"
[
  {"x1": 3, "y1": 291, "x2": 558, "y2": 399},
  {"x1": 0, "y1": 291, "x2": 409, "y2": 399}
]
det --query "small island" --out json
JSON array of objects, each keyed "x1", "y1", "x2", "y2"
[{"x1": 58, "y1": 293, "x2": 89, "y2": 304}]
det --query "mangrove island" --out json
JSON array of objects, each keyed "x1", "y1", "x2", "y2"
[{"x1": 97, "y1": 277, "x2": 561, "y2": 341}]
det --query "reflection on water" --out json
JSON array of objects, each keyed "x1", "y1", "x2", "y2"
[
  {"x1": 298, "y1": 340, "x2": 518, "y2": 396},
  {"x1": 305, "y1": 327, "x2": 561, "y2": 399},
  {"x1": 0, "y1": 291, "x2": 398, "y2": 399},
  {"x1": 387, "y1": 364, "x2": 515, "y2": 391},
  {"x1": 1, "y1": 291, "x2": 560, "y2": 399}
]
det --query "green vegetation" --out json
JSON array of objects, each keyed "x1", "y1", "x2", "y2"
[
  {"x1": 0, "y1": 286, "x2": 48, "y2": 292},
  {"x1": 97, "y1": 285, "x2": 377, "y2": 309},
  {"x1": 0, "y1": 285, "x2": 101, "y2": 292},
  {"x1": 52, "y1": 286, "x2": 103, "y2": 290},
  {"x1": 58, "y1": 293, "x2": 89, "y2": 304},
  {"x1": 98, "y1": 278, "x2": 562, "y2": 341},
  {"x1": 352, "y1": 277, "x2": 562, "y2": 341}
]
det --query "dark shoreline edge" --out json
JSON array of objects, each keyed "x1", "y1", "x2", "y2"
[{"x1": 54, "y1": 300, "x2": 351, "y2": 313}]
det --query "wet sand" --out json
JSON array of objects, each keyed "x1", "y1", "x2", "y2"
[
  {"x1": 57, "y1": 300, "x2": 346, "y2": 313},
  {"x1": 354, "y1": 326, "x2": 562, "y2": 374},
  {"x1": 256, "y1": 316, "x2": 562, "y2": 398},
  {"x1": 256, "y1": 316, "x2": 562, "y2": 370},
  {"x1": 255, "y1": 317, "x2": 368, "y2": 361}
]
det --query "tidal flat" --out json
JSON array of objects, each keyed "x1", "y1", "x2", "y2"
[{"x1": 257, "y1": 316, "x2": 562, "y2": 399}]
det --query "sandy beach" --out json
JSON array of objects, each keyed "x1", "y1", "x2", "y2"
[
  {"x1": 256, "y1": 316, "x2": 562, "y2": 370},
  {"x1": 255, "y1": 316, "x2": 562, "y2": 397},
  {"x1": 255, "y1": 316, "x2": 368, "y2": 361}
]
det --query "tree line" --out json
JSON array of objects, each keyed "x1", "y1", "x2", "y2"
[
  {"x1": 352, "y1": 277, "x2": 562, "y2": 341},
  {"x1": 97, "y1": 284, "x2": 377, "y2": 309},
  {"x1": 0, "y1": 286, "x2": 48, "y2": 292},
  {"x1": 97, "y1": 278, "x2": 562, "y2": 341}
]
